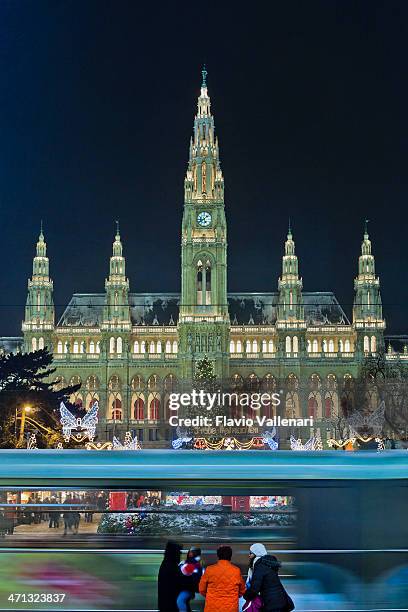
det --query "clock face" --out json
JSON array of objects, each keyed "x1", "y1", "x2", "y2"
[{"x1": 197, "y1": 211, "x2": 212, "y2": 227}]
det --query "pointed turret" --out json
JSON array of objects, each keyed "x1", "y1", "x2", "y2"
[
  {"x1": 184, "y1": 66, "x2": 224, "y2": 202},
  {"x1": 277, "y1": 224, "x2": 304, "y2": 322},
  {"x1": 102, "y1": 222, "x2": 131, "y2": 330},
  {"x1": 353, "y1": 221, "x2": 385, "y2": 354},
  {"x1": 276, "y1": 224, "x2": 305, "y2": 357},
  {"x1": 23, "y1": 224, "x2": 55, "y2": 350}
]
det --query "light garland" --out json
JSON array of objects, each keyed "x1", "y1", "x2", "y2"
[
  {"x1": 85, "y1": 441, "x2": 113, "y2": 450},
  {"x1": 193, "y1": 436, "x2": 268, "y2": 450},
  {"x1": 327, "y1": 435, "x2": 385, "y2": 451}
]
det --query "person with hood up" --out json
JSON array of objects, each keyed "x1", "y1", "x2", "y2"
[
  {"x1": 157, "y1": 540, "x2": 183, "y2": 611},
  {"x1": 244, "y1": 543, "x2": 294, "y2": 612}
]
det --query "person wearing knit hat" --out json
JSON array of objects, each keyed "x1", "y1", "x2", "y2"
[{"x1": 244, "y1": 543, "x2": 294, "y2": 612}]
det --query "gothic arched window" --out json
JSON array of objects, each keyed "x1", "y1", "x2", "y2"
[
  {"x1": 364, "y1": 335, "x2": 370, "y2": 353},
  {"x1": 196, "y1": 261, "x2": 203, "y2": 305},
  {"x1": 109, "y1": 337, "x2": 115, "y2": 354},
  {"x1": 292, "y1": 336, "x2": 299, "y2": 353},
  {"x1": 371, "y1": 335, "x2": 377, "y2": 353},
  {"x1": 134, "y1": 397, "x2": 144, "y2": 420},
  {"x1": 149, "y1": 398, "x2": 160, "y2": 420},
  {"x1": 116, "y1": 337, "x2": 123, "y2": 354},
  {"x1": 205, "y1": 261, "x2": 211, "y2": 305},
  {"x1": 285, "y1": 336, "x2": 292, "y2": 354},
  {"x1": 111, "y1": 398, "x2": 122, "y2": 421}
]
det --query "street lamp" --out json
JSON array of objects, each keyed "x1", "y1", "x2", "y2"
[{"x1": 17, "y1": 405, "x2": 32, "y2": 447}]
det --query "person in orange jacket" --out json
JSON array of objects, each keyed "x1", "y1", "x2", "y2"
[{"x1": 199, "y1": 545, "x2": 246, "y2": 612}]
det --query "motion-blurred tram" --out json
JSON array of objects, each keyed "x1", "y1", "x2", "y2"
[{"x1": 0, "y1": 450, "x2": 406, "y2": 611}]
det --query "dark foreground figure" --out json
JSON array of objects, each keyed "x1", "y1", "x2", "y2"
[
  {"x1": 158, "y1": 540, "x2": 182, "y2": 612},
  {"x1": 244, "y1": 543, "x2": 294, "y2": 612}
]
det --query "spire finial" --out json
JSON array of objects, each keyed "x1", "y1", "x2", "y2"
[
  {"x1": 364, "y1": 218, "x2": 369, "y2": 237},
  {"x1": 39, "y1": 219, "x2": 44, "y2": 240},
  {"x1": 115, "y1": 219, "x2": 120, "y2": 237},
  {"x1": 201, "y1": 64, "x2": 207, "y2": 88},
  {"x1": 288, "y1": 217, "x2": 292, "y2": 237}
]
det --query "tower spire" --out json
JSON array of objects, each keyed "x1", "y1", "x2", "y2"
[
  {"x1": 277, "y1": 226, "x2": 304, "y2": 324},
  {"x1": 201, "y1": 64, "x2": 207, "y2": 88},
  {"x1": 353, "y1": 225, "x2": 385, "y2": 352},
  {"x1": 23, "y1": 228, "x2": 55, "y2": 347},
  {"x1": 183, "y1": 66, "x2": 224, "y2": 201},
  {"x1": 103, "y1": 226, "x2": 130, "y2": 330}
]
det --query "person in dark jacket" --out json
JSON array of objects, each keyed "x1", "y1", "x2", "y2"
[
  {"x1": 158, "y1": 540, "x2": 183, "y2": 612},
  {"x1": 244, "y1": 543, "x2": 294, "y2": 612},
  {"x1": 177, "y1": 547, "x2": 203, "y2": 611}
]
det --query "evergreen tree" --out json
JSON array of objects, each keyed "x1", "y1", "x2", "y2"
[
  {"x1": 0, "y1": 348, "x2": 80, "y2": 448},
  {"x1": 193, "y1": 356, "x2": 217, "y2": 392}
]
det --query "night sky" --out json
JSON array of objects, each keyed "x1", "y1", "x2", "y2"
[{"x1": 0, "y1": 1, "x2": 407, "y2": 335}]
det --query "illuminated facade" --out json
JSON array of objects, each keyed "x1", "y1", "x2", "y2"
[{"x1": 2, "y1": 70, "x2": 407, "y2": 445}]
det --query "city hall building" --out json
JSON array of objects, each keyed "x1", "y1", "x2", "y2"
[{"x1": 1, "y1": 71, "x2": 406, "y2": 444}]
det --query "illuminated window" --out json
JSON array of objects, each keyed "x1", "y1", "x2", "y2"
[
  {"x1": 149, "y1": 398, "x2": 160, "y2": 420},
  {"x1": 134, "y1": 398, "x2": 144, "y2": 420}
]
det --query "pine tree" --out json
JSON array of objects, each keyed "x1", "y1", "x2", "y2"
[
  {"x1": 193, "y1": 356, "x2": 217, "y2": 392},
  {"x1": 0, "y1": 348, "x2": 80, "y2": 448}
]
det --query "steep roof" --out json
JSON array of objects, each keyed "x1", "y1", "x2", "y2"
[{"x1": 57, "y1": 291, "x2": 349, "y2": 328}]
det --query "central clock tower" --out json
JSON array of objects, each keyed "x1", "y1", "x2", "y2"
[{"x1": 179, "y1": 68, "x2": 230, "y2": 381}]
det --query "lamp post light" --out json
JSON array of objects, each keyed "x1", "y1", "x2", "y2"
[{"x1": 17, "y1": 405, "x2": 32, "y2": 447}]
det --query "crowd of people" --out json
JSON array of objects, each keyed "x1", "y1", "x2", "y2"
[
  {"x1": 0, "y1": 491, "x2": 110, "y2": 536},
  {"x1": 158, "y1": 541, "x2": 294, "y2": 612}
]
